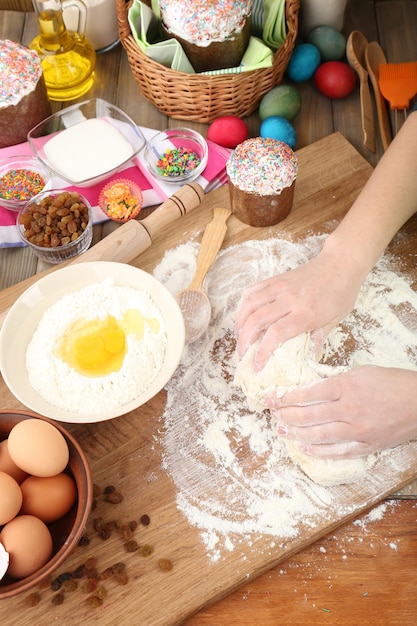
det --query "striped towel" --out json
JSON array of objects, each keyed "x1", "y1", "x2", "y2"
[{"x1": 0, "y1": 126, "x2": 231, "y2": 248}]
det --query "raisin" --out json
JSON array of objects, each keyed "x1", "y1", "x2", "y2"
[{"x1": 158, "y1": 558, "x2": 173, "y2": 572}]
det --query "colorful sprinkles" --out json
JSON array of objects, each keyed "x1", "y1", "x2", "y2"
[
  {"x1": 0, "y1": 39, "x2": 42, "y2": 108},
  {"x1": 226, "y1": 137, "x2": 298, "y2": 195},
  {"x1": 159, "y1": 0, "x2": 252, "y2": 45},
  {"x1": 0, "y1": 168, "x2": 45, "y2": 202},
  {"x1": 156, "y1": 147, "x2": 201, "y2": 178}
]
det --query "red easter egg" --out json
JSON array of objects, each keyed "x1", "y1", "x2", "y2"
[
  {"x1": 207, "y1": 116, "x2": 249, "y2": 148},
  {"x1": 314, "y1": 61, "x2": 356, "y2": 99}
]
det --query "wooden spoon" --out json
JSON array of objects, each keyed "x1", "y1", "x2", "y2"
[
  {"x1": 346, "y1": 30, "x2": 376, "y2": 153},
  {"x1": 177, "y1": 206, "x2": 231, "y2": 343},
  {"x1": 365, "y1": 41, "x2": 392, "y2": 151}
]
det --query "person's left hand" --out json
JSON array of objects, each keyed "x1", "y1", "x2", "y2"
[{"x1": 266, "y1": 364, "x2": 417, "y2": 458}]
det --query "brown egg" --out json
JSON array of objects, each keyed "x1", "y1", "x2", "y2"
[
  {"x1": 0, "y1": 439, "x2": 29, "y2": 484},
  {"x1": 0, "y1": 471, "x2": 23, "y2": 526},
  {"x1": 8, "y1": 419, "x2": 69, "y2": 477},
  {"x1": 0, "y1": 515, "x2": 53, "y2": 579},
  {"x1": 20, "y1": 473, "x2": 77, "y2": 523}
]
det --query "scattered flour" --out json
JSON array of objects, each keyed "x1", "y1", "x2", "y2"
[
  {"x1": 153, "y1": 234, "x2": 417, "y2": 562},
  {"x1": 26, "y1": 278, "x2": 166, "y2": 417}
]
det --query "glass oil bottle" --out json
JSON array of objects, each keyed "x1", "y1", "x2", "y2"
[{"x1": 30, "y1": 0, "x2": 96, "y2": 101}]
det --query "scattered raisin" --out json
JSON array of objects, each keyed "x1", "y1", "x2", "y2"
[
  {"x1": 85, "y1": 557, "x2": 97, "y2": 569},
  {"x1": 139, "y1": 544, "x2": 154, "y2": 557},
  {"x1": 78, "y1": 535, "x2": 90, "y2": 547},
  {"x1": 114, "y1": 571, "x2": 129, "y2": 585},
  {"x1": 128, "y1": 520, "x2": 138, "y2": 532},
  {"x1": 140, "y1": 514, "x2": 150, "y2": 526},
  {"x1": 51, "y1": 592, "x2": 65, "y2": 605},
  {"x1": 119, "y1": 524, "x2": 134, "y2": 541},
  {"x1": 57, "y1": 572, "x2": 72, "y2": 584},
  {"x1": 105, "y1": 491, "x2": 123, "y2": 504},
  {"x1": 84, "y1": 578, "x2": 98, "y2": 593},
  {"x1": 26, "y1": 592, "x2": 41, "y2": 607},
  {"x1": 158, "y1": 558, "x2": 173, "y2": 572},
  {"x1": 103, "y1": 485, "x2": 116, "y2": 494},
  {"x1": 86, "y1": 595, "x2": 103, "y2": 608},
  {"x1": 112, "y1": 562, "x2": 126, "y2": 573},
  {"x1": 94, "y1": 585, "x2": 107, "y2": 600},
  {"x1": 93, "y1": 483, "x2": 102, "y2": 498},
  {"x1": 124, "y1": 539, "x2": 139, "y2": 553},
  {"x1": 50, "y1": 578, "x2": 62, "y2": 592},
  {"x1": 72, "y1": 565, "x2": 86, "y2": 579},
  {"x1": 64, "y1": 579, "x2": 78, "y2": 592}
]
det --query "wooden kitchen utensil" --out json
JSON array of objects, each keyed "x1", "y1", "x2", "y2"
[
  {"x1": 177, "y1": 206, "x2": 231, "y2": 343},
  {"x1": 346, "y1": 31, "x2": 376, "y2": 152},
  {"x1": 0, "y1": 182, "x2": 204, "y2": 330},
  {"x1": 365, "y1": 41, "x2": 392, "y2": 151}
]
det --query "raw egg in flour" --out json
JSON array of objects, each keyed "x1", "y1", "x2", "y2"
[{"x1": 55, "y1": 309, "x2": 160, "y2": 377}]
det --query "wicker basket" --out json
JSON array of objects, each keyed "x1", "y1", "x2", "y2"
[{"x1": 117, "y1": 0, "x2": 299, "y2": 123}]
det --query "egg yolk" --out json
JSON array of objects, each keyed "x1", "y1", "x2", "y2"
[{"x1": 55, "y1": 309, "x2": 160, "y2": 377}]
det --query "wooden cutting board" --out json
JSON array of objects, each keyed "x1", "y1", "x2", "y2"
[{"x1": 2, "y1": 132, "x2": 417, "y2": 625}]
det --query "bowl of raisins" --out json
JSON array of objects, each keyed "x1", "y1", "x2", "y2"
[{"x1": 17, "y1": 189, "x2": 93, "y2": 264}]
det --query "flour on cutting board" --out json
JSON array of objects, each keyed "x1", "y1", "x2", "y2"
[{"x1": 153, "y1": 235, "x2": 417, "y2": 563}]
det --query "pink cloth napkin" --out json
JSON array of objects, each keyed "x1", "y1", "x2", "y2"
[{"x1": 0, "y1": 126, "x2": 231, "y2": 248}]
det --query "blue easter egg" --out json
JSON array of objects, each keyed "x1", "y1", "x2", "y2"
[
  {"x1": 286, "y1": 43, "x2": 321, "y2": 82},
  {"x1": 260, "y1": 116, "x2": 296, "y2": 149}
]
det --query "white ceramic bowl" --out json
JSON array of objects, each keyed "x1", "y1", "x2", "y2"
[
  {"x1": 144, "y1": 128, "x2": 208, "y2": 184},
  {"x1": 27, "y1": 99, "x2": 146, "y2": 188},
  {"x1": 0, "y1": 262, "x2": 185, "y2": 424},
  {"x1": 0, "y1": 155, "x2": 51, "y2": 212}
]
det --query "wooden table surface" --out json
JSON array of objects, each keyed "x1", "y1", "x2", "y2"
[{"x1": 2, "y1": 2, "x2": 417, "y2": 624}]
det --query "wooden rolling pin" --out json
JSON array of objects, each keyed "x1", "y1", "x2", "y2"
[{"x1": 0, "y1": 182, "x2": 204, "y2": 329}]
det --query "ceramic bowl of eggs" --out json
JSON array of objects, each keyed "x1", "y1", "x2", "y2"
[
  {"x1": 0, "y1": 410, "x2": 93, "y2": 598},
  {"x1": 0, "y1": 261, "x2": 185, "y2": 424}
]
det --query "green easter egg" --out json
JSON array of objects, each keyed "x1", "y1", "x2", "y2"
[
  {"x1": 259, "y1": 85, "x2": 302, "y2": 121},
  {"x1": 306, "y1": 25, "x2": 346, "y2": 61}
]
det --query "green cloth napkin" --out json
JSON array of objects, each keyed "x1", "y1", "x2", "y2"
[{"x1": 128, "y1": 0, "x2": 281, "y2": 75}]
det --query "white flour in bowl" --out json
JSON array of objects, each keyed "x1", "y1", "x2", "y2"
[
  {"x1": 153, "y1": 233, "x2": 417, "y2": 562},
  {"x1": 26, "y1": 279, "x2": 167, "y2": 416}
]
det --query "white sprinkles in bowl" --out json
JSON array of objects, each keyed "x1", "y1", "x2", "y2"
[{"x1": 26, "y1": 279, "x2": 167, "y2": 417}]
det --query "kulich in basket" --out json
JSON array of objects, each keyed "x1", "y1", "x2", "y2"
[{"x1": 117, "y1": 0, "x2": 299, "y2": 123}]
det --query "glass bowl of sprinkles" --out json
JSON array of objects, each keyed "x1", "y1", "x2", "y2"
[
  {"x1": 144, "y1": 128, "x2": 208, "y2": 184},
  {"x1": 0, "y1": 155, "x2": 51, "y2": 212}
]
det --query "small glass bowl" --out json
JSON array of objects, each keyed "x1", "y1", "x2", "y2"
[
  {"x1": 98, "y1": 178, "x2": 143, "y2": 222},
  {"x1": 144, "y1": 128, "x2": 208, "y2": 184},
  {"x1": 17, "y1": 189, "x2": 93, "y2": 264},
  {"x1": 0, "y1": 155, "x2": 51, "y2": 212},
  {"x1": 27, "y1": 99, "x2": 146, "y2": 188}
]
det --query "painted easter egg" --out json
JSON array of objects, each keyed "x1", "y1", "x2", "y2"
[
  {"x1": 259, "y1": 85, "x2": 302, "y2": 121},
  {"x1": 286, "y1": 43, "x2": 321, "y2": 82},
  {"x1": 306, "y1": 25, "x2": 346, "y2": 61},
  {"x1": 207, "y1": 116, "x2": 249, "y2": 149},
  {"x1": 260, "y1": 116, "x2": 296, "y2": 149},
  {"x1": 314, "y1": 61, "x2": 356, "y2": 99}
]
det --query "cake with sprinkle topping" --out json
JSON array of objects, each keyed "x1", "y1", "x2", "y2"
[
  {"x1": 158, "y1": 0, "x2": 253, "y2": 72},
  {"x1": 226, "y1": 137, "x2": 298, "y2": 227},
  {"x1": 0, "y1": 40, "x2": 51, "y2": 149}
]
